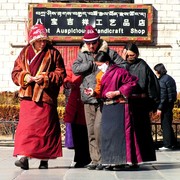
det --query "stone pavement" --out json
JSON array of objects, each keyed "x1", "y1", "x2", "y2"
[{"x1": 0, "y1": 146, "x2": 180, "y2": 180}]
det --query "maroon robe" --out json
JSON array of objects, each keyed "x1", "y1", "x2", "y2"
[
  {"x1": 12, "y1": 44, "x2": 66, "y2": 159},
  {"x1": 14, "y1": 100, "x2": 62, "y2": 159}
]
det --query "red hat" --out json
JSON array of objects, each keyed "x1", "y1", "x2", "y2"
[
  {"x1": 28, "y1": 24, "x2": 48, "y2": 43},
  {"x1": 83, "y1": 25, "x2": 100, "y2": 42}
]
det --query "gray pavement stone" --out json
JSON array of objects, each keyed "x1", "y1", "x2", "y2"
[{"x1": 0, "y1": 146, "x2": 180, "y2": 180}]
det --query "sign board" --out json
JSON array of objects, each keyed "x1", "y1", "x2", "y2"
[{"x1": 28, "y1": 3, "x2": 153, "y2": 42}]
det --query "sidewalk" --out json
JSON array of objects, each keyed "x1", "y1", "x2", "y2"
[{"x1": 0, "y1": 146, "x2": 180, "y2": 180}]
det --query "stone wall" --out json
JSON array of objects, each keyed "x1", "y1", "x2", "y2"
[
  {"x1": 135, "y1": 0, "x2": 180, "y2": 90},
  {"x1": 0, "y1": 0, "x2": 180, "y2": 92},
  {"x1": 0, "y1": 0, "x2": 47, "y2": 92}
]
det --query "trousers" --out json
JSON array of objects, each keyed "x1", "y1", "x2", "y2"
[
  {"x1": 84, "y1": 103, "x2": 102, "y2": 164},
  {"x1": 161, "y1": 102, "x2": 176, "y2": 148}
]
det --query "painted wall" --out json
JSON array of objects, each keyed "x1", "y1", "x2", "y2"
[{"x1": 0, "y1": 0, "x2": 180, "y2": 92}]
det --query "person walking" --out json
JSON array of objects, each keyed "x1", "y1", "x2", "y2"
[
  {"x1": 154, "y1": 63, "x2": 177, "y2": 150},
  {"x1": 122, "y1": 42, "x2": 160, "y2": 164},
  {"x1": 63, "y1": 66, "x2": 91, "y2": 168},
  {"x1": 11, "y1": 24, "x2": 66, "y2": 170},
  {"x1": 72, "y1": 24, "x2": 125, "y2": 170},
  {"x1": 85, "y1": 51, "x2": 140, "y2": 171},
  {"x1": 64, "y1": 87, "x2": 74, "y2": 150},
  {"x1": 64, "y1": 42, "x2": 85, "y2": 151}
]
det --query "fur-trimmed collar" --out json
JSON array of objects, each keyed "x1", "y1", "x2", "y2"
[{"x1": 81, "y1": 40, "x2": 109, "y2": 53}]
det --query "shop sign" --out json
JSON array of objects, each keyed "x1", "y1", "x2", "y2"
[{"x1": 28, "y1": 3, "x2": 153, "y2": 42}]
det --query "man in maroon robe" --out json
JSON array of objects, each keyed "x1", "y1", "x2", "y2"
[{"x1": 11, "y1": 24, "x2": 66, "y2": 170}]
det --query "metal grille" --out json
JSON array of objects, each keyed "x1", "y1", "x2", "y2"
[
  {"x1": 0, "y1": 121, "x2": 66, "y2": 145},
  {"x1": 1, "y1": 121, "x2": 180, "y2": 145}
]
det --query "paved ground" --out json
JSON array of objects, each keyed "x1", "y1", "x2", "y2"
[{"x1": 0, "y1": 146, "x2": 180, "y2": 180}]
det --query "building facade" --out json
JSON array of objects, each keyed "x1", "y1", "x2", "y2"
[{"x1": 0, "y1": 0, "x2": 180, "y2": 92}]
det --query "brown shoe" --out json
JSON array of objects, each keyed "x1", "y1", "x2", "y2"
[{"x1": 15, "y1": 157, "x2": 29, "y2": 170}]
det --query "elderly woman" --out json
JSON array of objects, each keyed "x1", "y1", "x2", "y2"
[
  {"x1": 11, "y1": 24, "x2": 66, "y2": 170},
  {"x1": 123, "y1": 43, "x2": 160, "y2": 165}
]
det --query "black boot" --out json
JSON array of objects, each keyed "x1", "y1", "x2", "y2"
[
  {"x1": 39, "y1": 160, "x2": 48, "y2": 169},
  {"x1": 15, "y1": 157, "x2": 29, "y2": 170}
]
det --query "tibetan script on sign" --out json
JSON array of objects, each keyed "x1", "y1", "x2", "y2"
[{"x1": 28, "y1": 3, "x2": 153, "y2": 42}]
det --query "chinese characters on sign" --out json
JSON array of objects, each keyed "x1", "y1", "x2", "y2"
[{"x1": 29, "y1": 3, "x2": 153, "y2": 42}]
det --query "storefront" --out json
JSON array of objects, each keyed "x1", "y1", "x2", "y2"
[{"x1": 28, "y1": 2, "x2": 152, "y2": 69}]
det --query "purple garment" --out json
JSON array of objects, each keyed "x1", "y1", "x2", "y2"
[
  {"x1": 100, "y1": 64, "x2": 143, "y2": 164},
  {"x1": 124, "y1": 104, "x2": 143, "y2": 163},
  {"x1": 101, "y1": 65, "x2": 138, "y2": 98},
  {"x1": 65, "y1": 123, "x2": 74, "y2": 148}
]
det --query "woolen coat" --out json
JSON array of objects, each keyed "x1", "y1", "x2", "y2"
[
  {"x1": 72, "y1": 40, "x2": 126, "y2": 104},
  {"x1": 11, "y1": 43, "x2": 66, "y2": 106}
]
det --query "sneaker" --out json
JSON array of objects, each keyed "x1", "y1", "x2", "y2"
[
  {"x1": 15, "y1": 157, "x2": 29, "y2": 170},
  {"x1": 86, "y1": 162, "x2": 97, "y2": 170},
  {"x1": 95, "y1": 164, "x2": 103, "y2": 170},
  {"x1": 159, "y1": 147, "x2": 172, "y2": 151}
]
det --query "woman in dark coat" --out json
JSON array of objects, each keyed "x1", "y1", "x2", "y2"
[
  {"x1": 123, "y1": 43, "x2": 160, "y2": 163},
  {"x1": 154, "y1": 63, "x2": 177, "y2": 150}
]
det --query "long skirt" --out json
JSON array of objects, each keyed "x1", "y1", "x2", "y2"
[
  {"x1": 129, "y1": 98, "x2": 156, "y2": 162},
  {"x1": 71, "y1": 123, "x2": 91, "y2": 165},
  {"x1": 13, "y1": 100, "x2": 62, "y2": 159},
  {"x1": 101, "y1": 103, "x2": 142, "y2": 165},
  {"x1": 65, "y1": 123, "x2": 74, "y2": 148}
]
